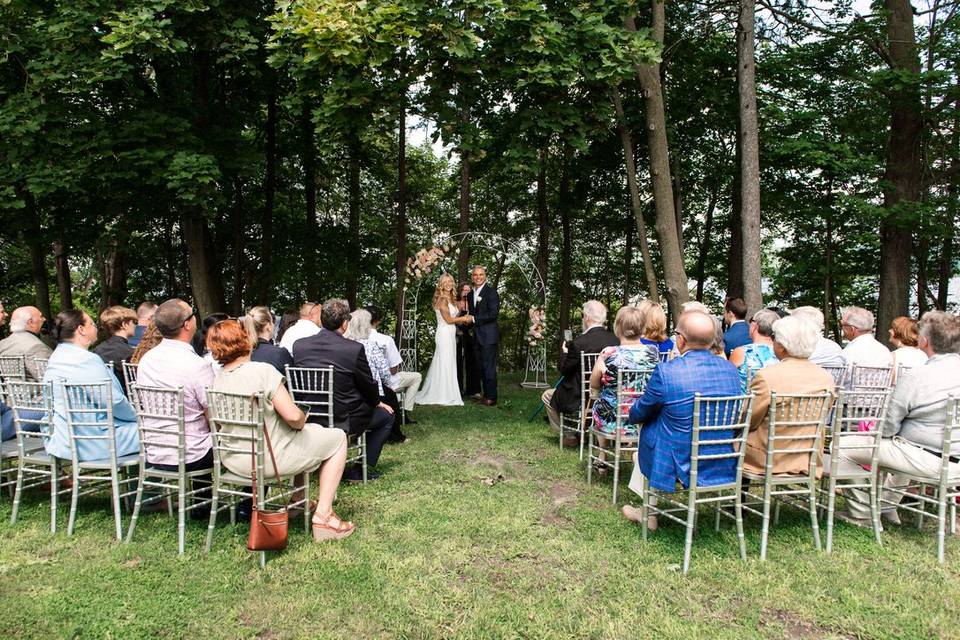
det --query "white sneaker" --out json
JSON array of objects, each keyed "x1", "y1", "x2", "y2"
[{"x1": 881, "y1": 510, "x2": 901, "y2": 526}]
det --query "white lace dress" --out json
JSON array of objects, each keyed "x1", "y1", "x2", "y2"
[{"x1": 415, "y1": 303, "x2": 463, "y2": 406}]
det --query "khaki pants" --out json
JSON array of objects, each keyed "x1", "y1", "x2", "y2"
[
  {"x1": 541, "y1": 388, "x2": 562, "y2": 432},
  {"x1": 393, "y1": 371, "x2": 422, "y2": 412},
  {"x1": 835, "y1": 435, "x2": 960, "y2": 519}
]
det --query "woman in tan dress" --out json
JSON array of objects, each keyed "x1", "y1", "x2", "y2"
[{"x1": 207, "y1": 320, "x2": 354, "y2": 541}]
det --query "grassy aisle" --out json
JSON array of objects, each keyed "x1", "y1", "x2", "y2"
[{"x1": 1, "y1": 374, "x2": 959, "y2": 639}]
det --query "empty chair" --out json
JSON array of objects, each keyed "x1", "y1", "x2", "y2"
[
  {"x1": 740, "y1": 392, "x2": 833, "y2": 560},
  {"x1": 60, "y1": 381, "x2": 140, "y2": 539},
  {"x1": 125, "y1": 384, "x2": 213, "y2": 554},
  {"x1": 558, "y1": 351, "x2": 600, "y2": 459},
  {"x1": 819, "y1": 389, "x2": 891, "y2": 552},
  {"x1": 6, "y1": 381, "x2": 68, "y2": 532},
  {"x1": 640, "y1": 393, "x2": 754, "y2": 574},
  {"x1": 850, "y1": 365, "x2": 893, "y2": 391}
]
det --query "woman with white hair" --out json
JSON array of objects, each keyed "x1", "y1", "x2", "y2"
[
  {"x1": 729, "y1": 308, "x2": 781, "y2": 391},
  {"x1": 743, "y1": 315, "x2": 835, "y2": 476},
  {"x1": 345, "y1": 308, "x2": 406, "y2": 442}
]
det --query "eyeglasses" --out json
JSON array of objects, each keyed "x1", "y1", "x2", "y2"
[{"x1": 673, "y1": 331, "x2": 687, "y2": 341}]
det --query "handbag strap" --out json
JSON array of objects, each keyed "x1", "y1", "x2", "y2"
[{"x1": 249, "y1": 396, "x2": 289, "y2": 511}]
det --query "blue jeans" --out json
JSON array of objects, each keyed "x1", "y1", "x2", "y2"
[{"x1": 0, "y1": 402, "x2": 44, "y2": 441}]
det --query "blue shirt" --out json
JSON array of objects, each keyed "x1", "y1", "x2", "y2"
[
  {"x1": 723, "y1": 321, "x2": 751, "y2": 357},
  {"x1": 127, "y1": 324, "x2": 147, "y2": 347},
  {"x1": 641, "y1": 337, "x2": 674, "y2": 353}
]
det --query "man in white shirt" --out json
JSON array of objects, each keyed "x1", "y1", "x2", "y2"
[
  {"x1": 839, "y1": 306, "x2": 892, "y2": 367},
  {"x1": 366, "y1": 306, "x2": 422, "y2": 421},
  {"x1": 279, "y1": 302, "x2": 321, "y2": 356},
  {"x1": 791, "y1": 306, "x2": 845, "y2": 368}
]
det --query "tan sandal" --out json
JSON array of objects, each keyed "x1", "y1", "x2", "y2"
[{"x1": 311, "y1": 512, "x2": 355, "y2": 542}]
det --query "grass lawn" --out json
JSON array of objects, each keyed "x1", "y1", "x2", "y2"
[{"x1": 2, "y1": 373, "x2": 959, "y2": 639}]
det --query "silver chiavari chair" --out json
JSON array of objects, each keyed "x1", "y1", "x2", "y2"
[
  {"x1": 558, "y1": 352, "x2": 600, "y2": 460},
  {"x1": 850, "y1": 365, "x2": 893, "y2": 391}
]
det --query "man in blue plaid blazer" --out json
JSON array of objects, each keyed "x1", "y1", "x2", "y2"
[{"x1": 627, "y1": 312, "x2": 742, "y2": 493}]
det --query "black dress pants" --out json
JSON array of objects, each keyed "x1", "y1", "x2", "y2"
[{"x1": 473, "y1": 340, "x2": 498, "y2": 401}]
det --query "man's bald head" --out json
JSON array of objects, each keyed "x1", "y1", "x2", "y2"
[
  {"x1": 677, "y1": 311, "x2": 715, "y2": 352},
  {"x1": 9, "y1": 306, "x2": 43, "y2": 334}
]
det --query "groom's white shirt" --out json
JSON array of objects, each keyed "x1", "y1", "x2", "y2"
[{"x1": 473, "y1": 283, "x2": 485, "y2": 306}]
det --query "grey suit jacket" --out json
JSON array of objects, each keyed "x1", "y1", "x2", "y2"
[
  {"x1": 0, "y1": 331, "x2": 53, "y2": 381},
  {"x1": 883, "y1": 353, "x2": 960, "y2": 455}
]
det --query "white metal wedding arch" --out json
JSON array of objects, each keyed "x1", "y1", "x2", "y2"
[{"x1": 398, "y1": 232, "x2": 549, "y2": 389}]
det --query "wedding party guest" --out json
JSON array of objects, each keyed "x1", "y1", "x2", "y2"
[
  {"x1": 621, "y1": 311, "x2": 742, "y2": 529},
  {"x1": 43, "y1": 309, "x2": 140, "y2": 461},
  {"x1": 0, "y1": 302, "x2": 7, "y2": 328},
  {"x1": 136, "y1": 299, "x2": 216, "y2": 475},
  {"x1": 742, "y1": 315, "x2": 834, "y2": 476},
  {"x1": 0, "y1": 306, "x2": 52, "y2": 381},
  {"x1": 128, "y1": 302, "x2": 157, "y2": 347},
  {"x1": 639, "y1": 302, "x2": 673, "y2": 355},
  {"x1": 130, "y1": 323, "x2": 162, "y2": 364},
  {"x1": 840, "y1": 306, "x2": 892, "y2": 367},
  {"x1": 888, "y1": 316, "x2": 928, "y2": 374},
  {"x1": 790, "y1": 306, "x2": 845, "y2": 368},
  {"x1": 455, "y1": 283, "x2": 480, "y2": 396},
  {"x1": 245, "y1": 306, "x2": 293, "y2": 375},
  {"x1": 589, "y1": 305, "x2": 660, "y2": 440},
  {"x1": 276, "y1": 309, "x2": 299, "y2": 344},
  {"x1": 207, "y1": 320, "x2": 353, "y2": 541},
  {"x1": 345, "y1": 310, "x2": 407, "y2": 443},
  {"x1": 542, "y1": 300, "x2": 619, "y2": 439},
  {"x1": 292, "y1": 299, "x2": 393, "y2": 482},
  {"x1": 729, "y1": 308, "x2": 781, "y2": 391},
  {"x1": 94, "y1": 305, "x2": 137, "y2": 388},
  {"x1": 835, "y1": 311, "x2": 960, "y2": 526},
  {"x1": 279, "y1": 302, "x2": 321, "y2": 356},
  {"x1": 722, "y1": 297, "x2": 751, "y2": 357},
  {"x1": 366, "y1": 305, "x2": 422, "y2": 423},
  {"x1": 196, "y1": 313, "x2": 228, "y2": 372}
]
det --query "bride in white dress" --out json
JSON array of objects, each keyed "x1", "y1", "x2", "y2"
[{"x1": 416, "y1": 273, "x2": 473, "y2": 406}]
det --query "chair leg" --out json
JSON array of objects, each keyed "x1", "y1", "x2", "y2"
[
  {"x1": 177, "y1": 478, "x2": 186, "y2": 555},
  {"x1": 735, "y1": 490, "x2": 747, "y2": 563},
  {"x1": 760, "y1": 482, "x2": 772, "y2": 562},
  {"x1": 50, "y1": 461, "x2": 59, "y2": 534},
  {"x1": 640, "y1": 479, "x2": 650, "y2": 542},
  {"x1": 67, "y1": 468, "x2": 81, "y2": 536},
  {"x1": 205, "y1": 478, "x2": 220, "y2": 553},
  {"x1": 125, "y1": 465, "x2": 146, "y2": 544},
  {"x1": 825, "y1": 478, "x2": 837, "y2": 554},
  {"x1": 938, "y1": 491, "x2": 948, "y2": 565},
  {"x1": 869, "y1": 478, "x2": 882, "y2": 546},
  {"x1": 578, "y1": 423, "x2": 586, "y2": 462},
  {"x1": 110, "y1": 468, "x2": 124, "y2": 541},
  {"x1": 917, "y1": 483, "x2": 926, "y2": 530},
  {"x1": 303, "y1": 474, "x2": 311, "y2": 534},
  {"x1": 611, "y1": 444, "x2": 621, "y2": 505},
  {"x1": 808, "y1": 479, "x2": 822, "y2": 552},
  {"x1": 586, "y1": 433, "x2": 594, "y2": 485},
  {"x1": 682, "y1": 490, "x2": 697, "y2": 575},
  {"x1": 361, "y1": 433, "x2": 368, "y2": 484},
  {"x1": 259, "y1": 551, "x2": 266, "y2": 568},
  {"x1": 774, "y1": 501, "x2": 782, "y2": 526},
  {"x1": 10, "y1": 463, "x2": 24, "y2": 525}
]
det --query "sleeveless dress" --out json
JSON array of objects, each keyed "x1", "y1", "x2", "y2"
[
  {"x1": 415, "y1": 303, "x2": 463, "y2": 406},
  {"x1": 592, "y1": 344, "x2": 660, "y2": 437},
  {"x1": 737, "y1": 343, "x2": 779, "y2": 391}
]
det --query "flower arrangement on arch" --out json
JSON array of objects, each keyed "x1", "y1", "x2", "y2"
[
  {"x1": 527, "y1": 306, "x2": 546, "y2": 346},
  {"x1": 403, "y1": 240, "x2": 457, "y2": 287}
]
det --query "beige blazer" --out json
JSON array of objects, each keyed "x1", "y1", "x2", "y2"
[
  {"x1": 0, "y1": 331, "x2": 53, "y2": 381},
  {"x1": 744, "y1": 357, "x2": 834, "y2": 476}
]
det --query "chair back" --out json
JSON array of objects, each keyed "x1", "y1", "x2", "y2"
[
  {"x1": 826, "y1": 390, "x2": 891, "y2": 474},
  {"x1": 764, "y1": 392, "x2": 833, "y2": 476},
  {"x1": 745, "y1": 365, "x2": 762, "y2": 389},
  {"x1": 284, "y1": 366, "x2": 335, "y2": 428},
  {"x1": 690, "y1": 393, "x2": 755, "y2": 488},
  {"x1": 121, "y1": 361, "x2": 138, "y2": 394},
  {"x1": 6, "y1": 381, "x2": 54, "y2": 456},
  {"x1": 936, "y1": 396, "x2": 960, "y2": 487},
  {"x1": 0, "y1": 355, "x2": 26, "y2": 381},
  {"x1": 205, "y1": 389, "x2": 267, "y2": 482},
  {"x1": 658, "y1": 351, "x2": 672, "y2": 364},
  {"x1": 33, "y1": 357, "x2": 48, "y2": 380},
  {"x1": 579, "y1": 352, "x2": 600, "y2": 412},
  {"x1": 61, "y1": 381, "x2": 119, "y2": 465},
  {"x1": 612, "y1": 366, "x2": 655, "y2": 438},
  {"x1": 821, "y1": 365, "x2": 849, "y2": 389},
  {"x1": 128, "y1": 384, "x2": 186, "y2": 469},
  {"x1": 850, "y1": 365, "x2": 893, "y2": 390}
]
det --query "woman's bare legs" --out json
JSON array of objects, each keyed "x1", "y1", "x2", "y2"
[{"x1": 313, "y1": 439, "x2": 348, "y2": 524}]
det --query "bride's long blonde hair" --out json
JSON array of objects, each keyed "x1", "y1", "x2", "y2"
[{"x1": 432, "y1": 273, "x2": 457, "y2": 310}]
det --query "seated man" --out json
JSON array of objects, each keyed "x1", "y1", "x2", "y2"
[
  {"x1": 743, "y1": 315, "x2": 834, "y2": 476},
  {"x1": 293, "y1": 299, "x2": 392, "y2": 482},
  {"x1": 127, "y1": 301, "x2": 156, "y2": 347},
  {"x1": 722, "y1": 297, "x2": 751, "y2": 357},
  {"x1": 836, "y1": 310, "x2": 960, "y2": 526},
  {"x1": 840, "y1": 305, "x2": 892, "y2": 367},
  {"x1": 94, "y1": 305, "x2": 137, "y2": 389},
  {"x1": 279, "y1": 302, "x2": 321, "y2": 356},
  {"x1": 790, "y1": 306, "x2": 845, "y2": 368},
  {"x1": 0, "y1": 306, "x2": 53, "y2": 381},
  {"x1": 542, "y1": 300, "x2": 619, "y2": 441},
  {"x1": 136, "y1": 299, "x2": 216, "y2": 518},
  {"x1": 366, "y1": 305, "x2": 422, "y2": 424},
  {"x1": 621, "y1": 312, "x2": 742, "y2": 528}
]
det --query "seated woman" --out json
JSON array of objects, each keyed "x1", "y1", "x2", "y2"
[
  {"x1": 207, "y1": 320, "x2": 353, "y2": 541},
  {"x1": 729, "y1": 308, "x2": 781, "y2": 391},
  {"x1": 888, "y1": 316, "x2": 927, "y2": 381},
  {"x1": 130, "y1": 322, "x2": 162, "y2": 364},
  {"x1": 589, "y1": 305, "x2": 660, "y2": 441},
  {"x1": 245, "y1": 306, "x2": 293, "y2": 375},
  {"x1": 43, "y1": 309, "x2": 140, "y2": 462},
  {"x1": 344, "y1": 309, "x2": 405, "y2": 443},
  {"x1": 639, "y1": 301, "x2": 673, "y2": 356}
]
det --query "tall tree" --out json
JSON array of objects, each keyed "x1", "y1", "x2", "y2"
[{"x1": 737, "y1": 0, "x2": 763, "y2": 313}]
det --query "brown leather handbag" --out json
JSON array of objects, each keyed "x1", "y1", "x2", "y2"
[{"x1": 247, "y1": 423, "x2": 289, "y2": 551}]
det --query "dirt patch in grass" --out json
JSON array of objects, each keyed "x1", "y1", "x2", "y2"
[
  {"x1": 540, "y1": 483, "x2": 579, "y2": 527},
  {"x1": 760, "y1": 608, "x2": 856, "y2": 640}
]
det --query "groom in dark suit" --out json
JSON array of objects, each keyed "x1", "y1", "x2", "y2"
[{"x1": 467, "y1": 265, "x2": 500, "y2": 406}]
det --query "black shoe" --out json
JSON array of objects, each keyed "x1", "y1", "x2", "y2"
[
  {"x1": 235, "y1": 498, "x2": 252, "y2": 523},
  {"x1": 344, "y1": 469, "x2": 381, "y2": 483}
]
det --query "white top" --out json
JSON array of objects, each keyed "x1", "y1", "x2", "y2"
[
  {"x1": 279, "y1": 319, "x2": 320, "y2": 356},
  {"x1": 473, "y1": 283, "x2": 485, "y2": 306},
  {"x1": 369, "y1": 328, "x2": 403, "y2": 387},
  {"x1": 893, "y1": 346, "x2": 928, "y2": 369},
  {"x1": 841, "y1": 333, "x2": 893, "y2": 368}
]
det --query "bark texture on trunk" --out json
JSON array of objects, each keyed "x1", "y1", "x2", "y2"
[
  {"x1": 456, "y1": 106, "x2": 472, "y2": 282},
  {"x1": 303, "y1": 108, "x2": 319, "y2": 302},
  {"x1": 737, "y1": 0, "x2": 763, "y2": 314},
  {"x1": 695, "y1": 182, "x2": 719, "y2": 301},
  {"x1": 395, "y1": 96, "x2": 408, "y2": 344},
  {"x1": 53, "y1": 237, "x2": 73, "y2": 311},
  {"x1": 346, "y1": 138, "x2": 362, "y2": 308},
  {"x1": 180, "y1": 210, "x2": 225, "y2": 317},
  {"x1": 877, "y1": 0, "x2": 922, "y2": 344},
  {"x1": 257, "y1": 87, "x2": 277, "y2": 304},
  {"x1": 558, "y1": 151, "x2": 572, "y2": 353},
  {"x1": 25, "y1": 200, "x2": 52, "y2": 318},
  {"x1": 535, "y1": 146, "x2": 550, "y2": 293}
]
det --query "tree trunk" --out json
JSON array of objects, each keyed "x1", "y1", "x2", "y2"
[
  {"x1": 558, "y1": 151, "x2": 572, "y2": 352},
  {"x1": 24, "y1": 199, "x2": 52, "y2": 318},
  {"x1": 456, "y1": 106, "x2": 471, "y2": 282},
  {"x1": 303, "y1": 107, "x2": 319, "y2": 302},
  {"x1": 98, "y1": 225, "x2": 128, "y2": 309},
  {"x1": 727, "y1": 123, "x2": 744, "y2": 299},
  {"x1": 626, "y1": 8, "x2": 689, "y2": 319},
  {"x1": 53, "y1": 237, "x2": 73, "y2": 310},
  {"x1": 695, "y1": 182, "x2": 719, "y2": 301},
  {"x1": 876, "y1": 0, "x2": 922, "y2": 344},
  {"x1": 346, "y1": 139, "x2": 361, "y2": 308},
  {"x1": 737, "y1": 0, "x2": 763, "y2": 314},
  {"x1": 535, "y1": 146, "x2": 550, "y2": 293},
  {"x1": 623, "y1": 213, "x2": 634, "y2": 305},
  {"x1": 940, "y1": 100, "x2": 957, "y2": 309},
  {"x1": 230, "y1": 179, "x2": 245, "y2": 316},
  {"x1": 257, "y1": 86, "x2": 277, "y2": 304},
  {"x1": 611, "y1": 86, "x2": 660, "y2": 302},
  {"x1": 180, "y1": 210, "x2": 225, "y2": 317},
  {"x1": 672, "y1": 156, "x2": 685, "y2": 257},
  {"x1": 395, "y1": 93, "x2": 408, "y2": 344}
]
